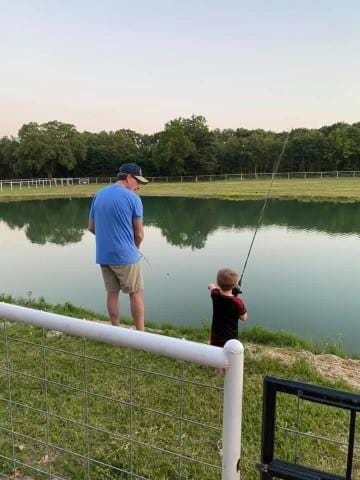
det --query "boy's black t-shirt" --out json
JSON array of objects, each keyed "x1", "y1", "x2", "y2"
[{"x1": 210, "y1": 288, "x2": 247, "y2": 342}]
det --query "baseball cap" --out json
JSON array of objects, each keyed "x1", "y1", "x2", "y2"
[{"x1": 118, "y1": 163, "x2": 149, "y2": 184}]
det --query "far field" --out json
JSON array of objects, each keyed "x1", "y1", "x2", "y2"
[{"x1": 1, "y1": 177, "x2": 360, "y2": 202}]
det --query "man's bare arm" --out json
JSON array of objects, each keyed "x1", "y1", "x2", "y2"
[
  {"x1": 88, "y1": 218, "x2": 95, "y2": 235},
  {"x1": 133, "y1": 217, "x2": 144, "y2": 248}
]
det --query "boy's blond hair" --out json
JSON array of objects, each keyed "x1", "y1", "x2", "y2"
[{"x1": 216, "y1": 268, "x2": 238, "y2": 291}]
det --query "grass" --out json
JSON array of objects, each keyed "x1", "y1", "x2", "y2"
[
  {"x1": 1, "y1": 177, "x2": 360, "y2": 202},
  {"x1": 0, "y1": 296, "x2": 359, "y2": 479},
  {"x1": 1, "y1": 295, "x2": 358, "y2": 358}
]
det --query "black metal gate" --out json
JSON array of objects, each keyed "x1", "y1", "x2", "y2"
[{"x1": 259, "y1": 376, "x2": 360, "y2": 480}]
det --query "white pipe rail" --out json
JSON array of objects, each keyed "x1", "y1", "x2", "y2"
[
  {"x1": 0, "y1": 301, "x2": 244, "y2": 480},
  {"x1": 0, "y1": 302, "x2": 227, "y2": 368}
]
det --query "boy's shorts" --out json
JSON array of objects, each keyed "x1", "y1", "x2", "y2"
[
  {"x1": 210, "y1": 334, "x2": 238, "y2": 348},
  {"x1": 100, "y1": 264, "x2": 144, "y2": 294}
]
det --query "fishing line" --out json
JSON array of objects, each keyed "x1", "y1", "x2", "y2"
[
  {"x1": 139, "y1": 250, "x2": 151, "y2": 267},
  {"x1": 237, "y1": 131, "x2": 291, "y2": 291}
]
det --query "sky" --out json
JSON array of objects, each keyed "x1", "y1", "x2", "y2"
[{"x1": 1, "y1": 0, "x2": 360, "y2": 137}]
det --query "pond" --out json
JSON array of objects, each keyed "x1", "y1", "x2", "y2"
[{"x1": 1, "y1": 196, "x2": 359, "y2": 353}]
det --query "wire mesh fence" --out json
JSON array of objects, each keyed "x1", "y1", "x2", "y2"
[{"x1": 0, "y1": 309, "x2": 241, "y2": 480}]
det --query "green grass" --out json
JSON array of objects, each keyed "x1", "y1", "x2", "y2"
[
  {"x1": 1, "y1": 177, "x2": 360, "y2": 202},
  {"x1": 1, "y1": 294, "x2": 358, "y2": 358},
  {"x1": 0, "y1": 296, "x2": 359, "y2": 479}
]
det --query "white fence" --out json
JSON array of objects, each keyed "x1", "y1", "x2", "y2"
[
  {"x1": 1, "y1": 170, "x2": 360, "y2": 192},
  {"x1": 0, "y1": 302, "x2": 244, "y2": 480}
]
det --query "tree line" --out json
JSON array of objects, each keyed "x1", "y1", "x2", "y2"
[{"x1": 1, "y1": 116, "x2": 360, "y2": 179}]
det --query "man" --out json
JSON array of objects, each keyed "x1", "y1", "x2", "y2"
[{"x1": 88, "y1": 163, "x2": 148, "y2": 330}]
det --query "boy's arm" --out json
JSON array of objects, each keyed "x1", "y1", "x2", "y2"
[
  {"x1": 240, "y1": 312, "x2": 248, "y2": 321},
  {"x1": 237, "y1": 298, "x2": 248, "y2": 321}
]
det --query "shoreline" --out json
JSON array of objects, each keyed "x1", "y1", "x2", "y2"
[
  {"x1": 1, "y1": 294, "x2": 359, "y2": 385},
  {"x1": 1, "y1": 178, "x2": 360, "y2": 203}
]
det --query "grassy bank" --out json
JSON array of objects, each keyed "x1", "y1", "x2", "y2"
[
  {"x1": 1, "y1": 296, "x2": 359, "y2": 479},
  {"x1": 1, "y1": 295, "x2": 357, "y2": 358},
  {"x1": 1, "y1": 177, "x2": 360, "y2": 202}
]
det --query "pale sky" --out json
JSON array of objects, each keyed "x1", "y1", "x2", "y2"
[{"x1": 1, "y1": 0, "x2": 359, "y2": 137}]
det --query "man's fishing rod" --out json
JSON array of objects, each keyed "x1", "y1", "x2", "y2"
[{"x1": 233, "y1": 131, "x2": 291, "y2": 295}]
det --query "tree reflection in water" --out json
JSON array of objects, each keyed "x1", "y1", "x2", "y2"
[{"x1": 1, "y1": 197, "x2": 360, "y2": 247}]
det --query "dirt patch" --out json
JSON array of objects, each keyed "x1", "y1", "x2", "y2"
[{"x1": 245, "y1": 342, "x2": 360, "y2": 390}]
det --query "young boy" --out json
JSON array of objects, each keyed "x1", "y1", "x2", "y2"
[{"x1": 208, "y1": 268, "x2": 248, "y2": 352}]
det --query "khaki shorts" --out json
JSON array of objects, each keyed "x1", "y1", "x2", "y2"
[{"x1": 100, "y1": 263, "x2": 144, "y2": 294}]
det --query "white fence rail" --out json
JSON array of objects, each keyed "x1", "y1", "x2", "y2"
[
  {"x1": 0, "y1": 302, "x2": 244, "y2": 480},
  {"x1": 1, "y1": 170, "x2": 360, "y2": 191}
]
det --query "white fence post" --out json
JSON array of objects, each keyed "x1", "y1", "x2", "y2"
[{"x1": 222, "y1": 339, "x2": 244, "y2": 480}]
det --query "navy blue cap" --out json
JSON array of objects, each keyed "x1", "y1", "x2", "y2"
[{"x1": 118, "y1": 163, "x2": 148, "y2": 184}]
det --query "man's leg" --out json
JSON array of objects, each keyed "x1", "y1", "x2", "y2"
[
  {"x1": 107, "y1": 291, "x2": 120, "y2": 326},
  {"x1": 129, "y1": 290, "x2": 144, "y2": 331}
]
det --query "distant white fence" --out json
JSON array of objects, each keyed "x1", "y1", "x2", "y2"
[
  {"x1": 0, "y1": 302, "x2": 244, "y2": 480},
  {"x1": 1, "y1": 170, "x2": 360, "y2": 191}
]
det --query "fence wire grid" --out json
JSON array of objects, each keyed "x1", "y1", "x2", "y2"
[
  {"x1": 275, "y1": 394, "x2": 360, "y2": 478},
  {"x1": 0, "y1": 319, "x2": 226, "y2": 480},
  {"x1": 261, "y1": 377, "x2": 360, "y2": 480}
]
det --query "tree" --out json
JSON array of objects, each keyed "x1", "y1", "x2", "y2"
[
  {"x1": 285, "y1": 129, "x2": 328, "y2": 172},
  {"x1": 152, "y1": 115, "x2": 217, "y2": 175},
  {"x1": 16, "y1": 121, "x2": 86, "y2": 178},
  {"x1": 326, "y1": 124, "x2": 360, "y2": 170},
  {"x1": 0, "y1": 137, "x2": 19, "y2": 178},
  {"x1": 151, "y1": 121, "x2": 195, "y2": 175}
]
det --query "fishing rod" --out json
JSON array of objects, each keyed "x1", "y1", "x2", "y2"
[{"x1": 233, "y1": 131, "x2": 291, "y2": 295}]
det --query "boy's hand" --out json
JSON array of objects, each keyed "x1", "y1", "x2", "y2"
[
  {"x1": 232, "y1": 286, "x2": 242, "y2": 296},
  {"x1": 208, "y1": 283, "x2": 216, "y2": 290}
]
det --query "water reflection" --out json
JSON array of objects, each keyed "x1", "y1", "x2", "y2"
[
  {"x1": 1, "y1": 197, "x2": 360, "y2": 247},
  {"x1": 1, "y1": 196, "x2": 360, "y2": 352},
  {"x1": 0, "y1": 198, "x2": 86, "y2": 245}
]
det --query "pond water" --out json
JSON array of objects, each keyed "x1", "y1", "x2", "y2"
[{"x1": 1, "y1": 196, "x2": 359, "y2": 353}]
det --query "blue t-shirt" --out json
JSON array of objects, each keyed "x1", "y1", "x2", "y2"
[{"x1": 89, "y1": 184, "x2": 143, "y2": 265}]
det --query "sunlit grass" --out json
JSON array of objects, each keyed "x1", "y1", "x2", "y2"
[{"x1": 1, "y1": 177, "x2": 360, "y2": 202}]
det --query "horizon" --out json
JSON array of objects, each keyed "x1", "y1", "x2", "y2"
[
  {"x1": 1, "y1": 0, "x2": 360, "y2": 137},
  {"x1": 2, "y1": 116, "x2": 360, "y2": 140}
]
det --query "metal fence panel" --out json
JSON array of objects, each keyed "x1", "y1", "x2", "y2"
[{"x1": 0, "y1": 303, "x2": 244, "y2": 480}]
